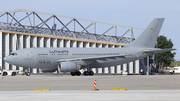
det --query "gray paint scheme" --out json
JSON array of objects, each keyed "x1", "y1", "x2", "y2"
[{"x1": 3, "y1": 18, "x2": 175, "y2": 72}]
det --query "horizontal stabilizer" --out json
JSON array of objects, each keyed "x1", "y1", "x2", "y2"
[{"x1": 143, "y1": 48, "x2": 176, "y2": 54}]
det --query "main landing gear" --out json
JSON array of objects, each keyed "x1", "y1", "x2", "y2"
[
  {"x1": 70, "y1": 71, "x2": 81, "y2": 76},
  {"x1": 83, "y1": 71, "x2": 94, "y2": 76},
  {"x1": 70, "y1": 71, "x2": 94, "y2": 76}
]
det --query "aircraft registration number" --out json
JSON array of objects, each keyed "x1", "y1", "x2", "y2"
[{"x1": 39, "y1": 61, "x2": 51, "y2": 64}]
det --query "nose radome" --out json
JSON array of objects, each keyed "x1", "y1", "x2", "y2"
[{"x1": 4, "y1": 56, "x2": 9, "y2": 63}]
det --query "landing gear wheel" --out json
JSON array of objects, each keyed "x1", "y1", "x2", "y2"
[
  {"x1": 83, "y1": 71, "x2": 89, "y2": 76},
  {"x1": 12, "y1": 72, "x2": 16, "y2": 76},
  {"x1": 88, "y1": 71, "x2": 94, "y2": 76},
  {"x1": 2, "y1": 72, "x2": 7, "y2": 76},
  {"x1": 26, "y1": 72, "x2": 30, "y2": 76},
  {"x1": 71, "y1": 72, "x2": 76, "y2": 76},
  {"x1": 76, "y1": 71, "x2": 81, "y2": 76}
]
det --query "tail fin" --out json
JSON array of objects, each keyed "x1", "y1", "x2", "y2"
[{"x1": 126, "y1": 18, "x2": 165, "y2": 48}]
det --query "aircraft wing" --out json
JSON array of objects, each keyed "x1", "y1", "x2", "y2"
[
  {"x1": 57, "y1": 54, "x2": 131, "y2": 62},
  {"x1": 143, "y1": 48, "x2": 176, "y2": 54}
]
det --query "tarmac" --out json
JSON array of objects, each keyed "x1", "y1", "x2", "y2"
[{"x1": 0, "y1": 74, "x2": 180, "y2": 101}]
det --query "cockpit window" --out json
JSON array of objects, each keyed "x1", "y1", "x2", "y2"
[{"x1": 10, "y1": 53, "x2": 18, "y2": 56}]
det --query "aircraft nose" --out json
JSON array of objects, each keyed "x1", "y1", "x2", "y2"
[{"x1": 4, "y1": 56, "x2": 10, "y2": 63}]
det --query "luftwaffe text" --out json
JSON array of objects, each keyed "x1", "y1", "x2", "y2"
[{"x1": 49, "y1": 50, "x2": 69, "y2": 53}]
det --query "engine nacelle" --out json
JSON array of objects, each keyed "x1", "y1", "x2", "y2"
[
  {"x1": 58, "y1": 62, "x2": 81, "y2": 72},
  {"x1": 40, "y1": 68, "x2": 57, "y2": 73}
]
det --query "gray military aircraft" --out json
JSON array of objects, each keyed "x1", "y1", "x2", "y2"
[{"x1": 4, "y1": 18, "x2": 175, "y2": 76}]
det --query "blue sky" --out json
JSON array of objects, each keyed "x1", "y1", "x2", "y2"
[{"x1": 0, "y1": 0, "x2": 179, "y2": 60}]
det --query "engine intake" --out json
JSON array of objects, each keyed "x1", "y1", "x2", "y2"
[{"x1": 58, "y1": 62, "x2": 81, "y2": 72}]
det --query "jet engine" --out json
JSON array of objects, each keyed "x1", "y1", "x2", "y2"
[{"x1": 58, "y1": 62, "x2": 81, "y2": 72}]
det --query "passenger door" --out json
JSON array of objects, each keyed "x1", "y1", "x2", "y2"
[
  {"x1": 25, "y1": 50, "x2": 31, "y2": 60},
  {"x1": 25, "y1": 50, "x2": 31, "y2": 66}
]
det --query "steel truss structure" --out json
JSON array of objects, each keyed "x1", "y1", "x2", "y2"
[{"x1": 0, "y1": 9, "x2": 143, "y2": 45}]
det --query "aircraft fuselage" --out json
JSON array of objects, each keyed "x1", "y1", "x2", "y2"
[{"x1": 4, "y1": 47, "x2": 146, "y2": 69}]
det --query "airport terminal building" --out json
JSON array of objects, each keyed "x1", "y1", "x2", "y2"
[{"x1": 0, "y1": 9, "x2": 155, "y2": 75}]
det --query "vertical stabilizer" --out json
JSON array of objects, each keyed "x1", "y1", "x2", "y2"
[{"x1": 126, "y1": 18, "x2": 164, "y2": 48}]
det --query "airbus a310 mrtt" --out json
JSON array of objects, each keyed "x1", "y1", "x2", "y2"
[{"x1": 4, "y1": 18, "x2": 175, "y2": 76}]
